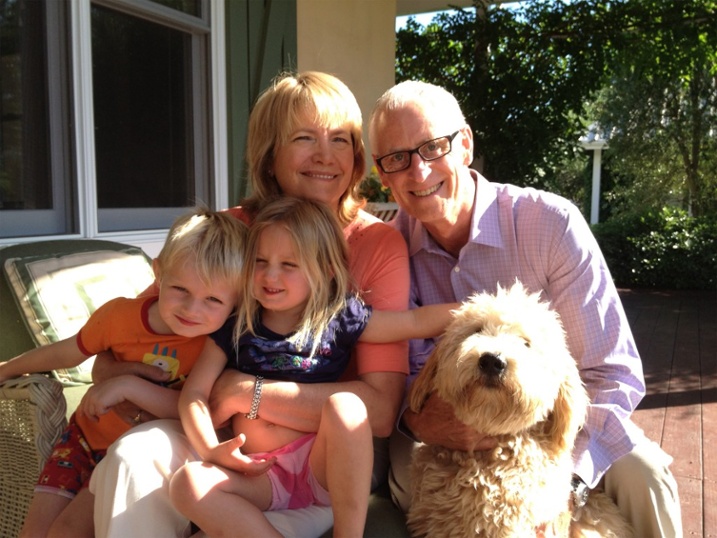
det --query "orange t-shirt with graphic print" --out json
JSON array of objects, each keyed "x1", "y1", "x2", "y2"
[{"x1": 75, "y1": 295, "x2": 206, "y2": 450}]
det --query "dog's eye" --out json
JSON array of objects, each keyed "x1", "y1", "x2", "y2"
[{"x1": 523, "y1": 338, "x2": 531, "y2": 348}]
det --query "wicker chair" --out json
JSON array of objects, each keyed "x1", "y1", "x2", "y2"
[
  {"x1": 0, "y1": 375, "x2": 67, "y2": 537},
  {"x1": 0, "y1": 239, "x2": 153, "y2": 537}
]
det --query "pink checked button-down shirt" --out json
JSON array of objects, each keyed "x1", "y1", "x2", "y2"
[{"x1": 392, "y1": 170, "x2": 646, "y2": 487}]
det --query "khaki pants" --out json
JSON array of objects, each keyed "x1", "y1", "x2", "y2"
[{"x1": 388, "y1": 429, "x2": 683, "y2": 538}]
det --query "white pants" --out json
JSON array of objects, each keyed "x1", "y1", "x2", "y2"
[
  {"x1": 89, "y1": 419, "x2": 333, "y2": 538},
  {"x1": 388, "y1": 428, "x2": 683, "y2": 538}
]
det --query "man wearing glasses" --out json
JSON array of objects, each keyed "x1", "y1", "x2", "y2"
[{"x1": 368, "y1": 80, "x2": 681, "y2": 537}]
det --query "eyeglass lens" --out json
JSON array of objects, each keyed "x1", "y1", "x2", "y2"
[{"x1": 378, "y1": 131, "x2": 459, "y2": 173}]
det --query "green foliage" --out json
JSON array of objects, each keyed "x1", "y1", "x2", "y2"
[
  {"x1": 359, "y1": 167, "x2": 393, "y2": 203},
  {"x1": 396, "y1": 0, "x2": 717, "y2": 218},
  {"x1": 397, "y1": 1, "x2": 613, "y2": 190},
  {"x1": 396, "y1": 11, "x2": 475, "y2": 96},
  {"x1": 589, "y1": 0, "x2": 717, "y2": 216},
  {"x1": 593, "y1": 208, "x2": 717, "y2": 289}
]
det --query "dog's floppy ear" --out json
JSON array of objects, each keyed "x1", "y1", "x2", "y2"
[
  {"x1": 408, "y1": 350, "x2": 441, "y2": 413},
  {"x1": 542, "y1": 360, "x2": 589, "y2": 455}
]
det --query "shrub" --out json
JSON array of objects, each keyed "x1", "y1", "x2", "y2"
[
  {"x1": 592, "y1": 208, "x2": 717, "y2": 290},
  {"x1": 359, "y1": 167, "x2": 393, "y2": 203}
]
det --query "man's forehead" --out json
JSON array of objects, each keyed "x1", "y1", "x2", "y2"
[{"x1": 377, "y1": 114, "x2": 451, "y2": 151}]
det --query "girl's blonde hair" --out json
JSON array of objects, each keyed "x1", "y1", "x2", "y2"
[
  {"x1": 235, "y1": 197, "x2": 353, "y2": 357},
  {"x1": 156, "y1": 207, "x2": 248, "y2": 291},
  {"x1": 245, "y1": 71, "x2": 367, "y2": 225}
]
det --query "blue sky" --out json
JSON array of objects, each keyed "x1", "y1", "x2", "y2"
[
  {"x1": 395, "y1": 10, "x2": 445, "y2": 31},
  {"x1": 395, "y1": 2, "x2": 526, "y2": 31}
]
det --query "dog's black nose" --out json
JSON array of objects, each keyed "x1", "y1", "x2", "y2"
[{"x1": 479, "y1": 352, "x2": 506, "y2": 377}]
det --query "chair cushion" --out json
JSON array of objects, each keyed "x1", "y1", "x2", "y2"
[{"x1": 3, "y1": 246, "x2": 154, "y2": 385}]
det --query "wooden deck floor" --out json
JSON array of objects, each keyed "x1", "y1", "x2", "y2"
[{"x1": 619, "y1": 288, "x2": 717, "y2": 538}]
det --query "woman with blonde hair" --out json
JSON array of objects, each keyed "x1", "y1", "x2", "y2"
[{"x1": 91, "y1": 72, "x2": 411, "y2": 537}]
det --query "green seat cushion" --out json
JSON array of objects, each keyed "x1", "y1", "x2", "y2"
[{"x1": 2, "y1": 240, "x2": 154, "y2": 384}]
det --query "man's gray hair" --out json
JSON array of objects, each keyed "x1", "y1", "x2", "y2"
[{"x1": 369, "y1": 81, "x2": 466, "y2": 145}]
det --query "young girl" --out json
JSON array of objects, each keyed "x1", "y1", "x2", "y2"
[
  {"x1": 169, "y1": 197, "x2": 458, "y2": 537},
  {"x1": 0, "y1": 209, "x2": 246, "y2": 538}
]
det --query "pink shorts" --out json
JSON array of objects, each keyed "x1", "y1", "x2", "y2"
[
  {"x1": 251, "y1": 433, "x2": 331, "y2": 510},
  {"x1": 35, "y1": 415, "x2": 105, "y2": 499}
]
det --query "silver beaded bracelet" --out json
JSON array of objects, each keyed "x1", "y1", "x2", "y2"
[{"x1": 245, "y1": 375, "x2": 264, "y2": 420}]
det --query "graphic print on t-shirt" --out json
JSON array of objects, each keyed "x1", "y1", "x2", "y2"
[{"x1": 143, "y1": 343, "x2": 186, "y2": 386}]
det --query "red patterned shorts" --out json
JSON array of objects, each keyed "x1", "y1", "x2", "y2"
[{"x1": 35, "y1": 415, "x2": 105, "y2": 499}]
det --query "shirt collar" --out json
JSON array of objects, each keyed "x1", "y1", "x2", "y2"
[
  {"x1": 470, "y1": 170, "x2": 504, "y2": 250},
  {"x1": 409, "y1": 218, "x2": 440, "y2": 257}
]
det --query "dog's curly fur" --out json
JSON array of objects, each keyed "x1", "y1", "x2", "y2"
[{"x1": 407, "y1": 283, "x2": 633, "y2": 538}]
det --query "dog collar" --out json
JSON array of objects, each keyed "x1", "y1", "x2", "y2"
[{"x1": 571, "y1": 475, "x2": 590, "y2": 509}]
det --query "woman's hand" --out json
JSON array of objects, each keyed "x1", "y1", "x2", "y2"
[
  {"x1": 403, "y1": 392, "x2": 498, "y2": 451},
  {"x1": 92, "y1": 350, "x2": 171, "y2": 384},
  {"x1": 208, "y1": 369, "x2": 254, "y2": 428}
]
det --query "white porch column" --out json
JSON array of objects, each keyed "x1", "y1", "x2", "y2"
[
  {"x1": 590, "y1": 148, "x2": 602, "y2": 225},
  {"x1": 580, "y1": 125, "x2": 608, "y2": 225}
]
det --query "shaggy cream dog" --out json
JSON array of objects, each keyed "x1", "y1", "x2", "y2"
[{"x1": 407, "y1": 283, "x2": 633, "y2": 538}]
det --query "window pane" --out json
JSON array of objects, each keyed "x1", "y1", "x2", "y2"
[
  {"x1": 150, "y1": 0, "x2": 202, "y2": 18},
  {"x1": 92, "y1": 4, "x2": 195, "y2": 216},
  {"x1": 0, "y1": 0, "x2": 74, "y2": 239},
  {"x1": 0, "y1": 0, "x2": 51, "y2": 211}
]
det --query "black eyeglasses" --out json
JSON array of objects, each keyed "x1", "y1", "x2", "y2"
[{"x1": 375, "y1": 131, "x2": 460, "y2": 173}]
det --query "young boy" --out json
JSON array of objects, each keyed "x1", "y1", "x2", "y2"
[{"x1": 0, "y1": 208, "x2": 246, "y2": 538}]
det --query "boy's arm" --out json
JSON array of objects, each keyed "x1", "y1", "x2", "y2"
[
  {"x1": 77, "y1": 375, "x2": 182, "y2": 422},
  {"x1": 360, "y1": 303, "x2": 459, "y2": 344},
  {"x1": 0, "y1": 336, "x2": 88, "y2": 383},
  {"x1": 90, "y1": 350, "x2": 170, "y2": 426}
]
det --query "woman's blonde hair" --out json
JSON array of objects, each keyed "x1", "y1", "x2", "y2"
[
  {"x1": 235, "y1": 197, "x2": 353, "y2": 357},
  {"x1": 245, "y1": 71, "x2": 367, "y2": 225},
  {"x1": 156, "y1": 207, "x2": 247, "y2": 291}
]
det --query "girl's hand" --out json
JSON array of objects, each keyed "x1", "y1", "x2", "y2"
[
  {"x1": 77, "y1": 375, "x2": 135, "y2": 422},
  {"x1": 205, "y1": 433, "x2": 276, "y2": 476}
]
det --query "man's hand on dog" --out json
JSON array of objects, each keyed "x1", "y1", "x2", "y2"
[{"x1": 404, "y1": 392, "x2": 498, "y2": 451}]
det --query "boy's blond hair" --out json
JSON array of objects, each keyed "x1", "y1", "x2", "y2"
[
  {"x1": 235, "y1": 197, "x2": 353, "y2": 357},
  {"x1": 156, "y1": 208, "x2": 248, "y2": 291}
]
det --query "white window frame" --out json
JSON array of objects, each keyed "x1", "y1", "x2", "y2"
[{"x1": 1, "y1": 0, "x2": 227, "y2": 257}]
